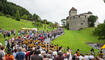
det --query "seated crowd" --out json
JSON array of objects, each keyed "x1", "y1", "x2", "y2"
[{"x1": 0, "y1": 28, "x2": 104, "y2": 60}]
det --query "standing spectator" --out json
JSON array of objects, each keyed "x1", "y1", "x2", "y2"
[
  {"x1": 0, "y1": 46, "x2": 5, "y2": 60},
  {"x1": 7, "y1": 40, "x2": 11, "y2": 52},
  {"x1": 89, "y1": 54, "x2": 94, "y2": 60},
  {"x1": 14, "y1": 30, "x2": 15, "y2": 36},
  {"x1": 84, "y1": 54, "x2": 89, "y2": 60},
  {"x1": 13, "y1": 49, "x2": 17, "y2": 58},
  {"x1": 7, "y1": 31, "x2": 10, "y2": 37},
  {"x1": 31, "y1": 49, "x2": 43, "y2": 60},
  {"x1": 76, "y1": 49, "x2": 80, "y2": 56},
  {"x1": 90, "y1": 48, "x2": 94, "y2": 55},
  {"x1": 79, "y1": 54, "x2": 84, "y2": 60},
  {"x1": 3, "y1": 32, "x2": 6, "y2": 38},
  {"x1": 55, "y1": 52, "x2": 64, "y2": 60},
  {"x1": 16, "y1": 47, "x2": 25, "y2": 60},
  {"x1": 97, "y1": 50, "x2": 104, "y2": 60},
  {"x1": 5, "y1": 51, "x2": 15, "y2": 60},
  {"x1": 5, "y1": 39, "x2": 8, "y2": 48}
]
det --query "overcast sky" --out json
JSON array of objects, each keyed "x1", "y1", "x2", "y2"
[{"x1": 8, "y1": 0, "x2": 105, "y2": 25}]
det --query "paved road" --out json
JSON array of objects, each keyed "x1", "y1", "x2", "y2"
[{"x1": 44, "y1": 33, "x2": 64, "y2": 44}]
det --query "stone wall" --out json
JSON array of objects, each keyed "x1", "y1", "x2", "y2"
[{"x1": 69, "y1": 15, "x2": 89, "y2": 30}]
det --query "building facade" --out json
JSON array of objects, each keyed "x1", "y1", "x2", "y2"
[{"x1": 67, "y1": 7, "x2": 92, "y2": 30}]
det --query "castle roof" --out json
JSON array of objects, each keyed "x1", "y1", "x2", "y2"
[
  {"x1": 70, "y1": 7, "x2": 77, "y2": 11},
  {"x1": 81, "y1": 11, "x2": 92, "y2": 15},
  {"x1": 87, "y1": 11, "x2": 92, "y2": 14}
]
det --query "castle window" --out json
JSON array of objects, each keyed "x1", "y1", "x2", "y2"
[
  {"x1": 83, "y1": 21, "x2": 85, "y2": 22},
  {"x1": 85, "y1": 16, "x2": 86, "y2": 18},
  {"x1": 79, "y1": 16, "x2": 80, "y2": 18},
  {"x1": 73, "y1": 16, "x2": 75, "y2": 18},
  {"x1": 81, "y1": 23, "x2": 83, "y2": 25}
]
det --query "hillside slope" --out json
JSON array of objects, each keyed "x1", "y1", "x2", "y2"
[
  {"x1": 52, "y1": 28, "x2": 105, "y2": 54},
  {"x1": 0, "y1": 16, "x2": 34, "y2": 30},
  {"x1": 0, "y1": 16, "x2": 35, "y2": 45}
]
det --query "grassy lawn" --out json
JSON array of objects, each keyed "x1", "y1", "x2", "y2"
[{"x1": 52, "y1": 28, "x2": 105, "y2": 55}]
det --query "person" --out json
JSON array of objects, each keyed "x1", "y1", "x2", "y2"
[
  {"x1": 13, "y1": 49, "x2": 17, "y2": 58},
  {"x1": 97, "y1": 50, "x2": 104, "y2": 60},
  {"x1": 16, "y1": 47, "x2": 25, "y2": 60},
  {"x1": 52, "y1": 50, "x2": 57, "y2": 57},
  {"x1": 0, "y1": 46, "x2": 5, "y2": 60},
  {"x1": 89, "y1": 54, "x2": 94, "y2": 60},
  {"x1": 43, "y1": 55, "x2": 48, "y2": 60},
  {"x1": 5, "y1": 51, "x2": 15, "y2": 60},
  {"x1": 55, "y1": 52, "x2": 64, "y2": 60},
  {"x1": 3, "y1": 32, "x2": 6, "y2": 38},
  {"x1": 76, "y1": 49, "x2": 80, "y2": 56},
  {"x1": 90, "y1": 48, "x2": 94, "y2": 55},
  {"x1": 5, "y1": 39, "x2": 8, "y2": 48},
  {"x1": 72, "y1": 54, "x2": 77, "y2": 60},
  {"x1": 31, "y1": 49, "x2": 43, "y2": 60},
  {"x1": 79, "y1": 54, "x2": 84, "y2": 60},
  {"x1": 84, "y1": 54, "x2": 89, "y2": 60}
]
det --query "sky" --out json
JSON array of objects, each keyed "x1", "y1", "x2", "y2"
[{"x1": 7, "y1": 0, "x2": 105, "y2": 25}]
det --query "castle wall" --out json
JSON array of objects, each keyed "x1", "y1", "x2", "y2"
[
  {"x1": 69, "y1": 15, "x2": 88, "y2": 30},
  {"x1": 69, "y1": 11, "x2": 77, "y2": 16},
  {"x1": 67, "y1": 7, "x2": 92, "y2": 30}
]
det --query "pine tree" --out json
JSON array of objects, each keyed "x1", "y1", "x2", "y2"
[{"x1": 16, "y1": 10, "x2": 20, "y2": 21}]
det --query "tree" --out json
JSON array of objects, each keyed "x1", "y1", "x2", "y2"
[
  {"x1": 15, "y1": 10, "x2": 20, "y2": 21},
  {"x1": 88, "y1": 15, "x2": 97, "y2": 27},
  {"x1": 21, "y1": 14, "x2": 28, "y2": 20},
  {"x1": 0, "y1": 0, "x2": 32, "y2": 20},
  {"x1": 61, "y1": 19, "x2": 66, "y2": 27},
  {"x1": 93, "y1": 22, "x2": 105, "y2": 40},
  {"x1": 32, "y1": 14, "x2": 39, "y2": 22},
  {"x1": 43, "y1": 19, "x2": 47, "y2": 31},
  {"x1": 54, "y1": 22, "x2": 59, "y2": 28}
]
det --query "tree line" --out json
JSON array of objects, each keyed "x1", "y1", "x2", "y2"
[{"x1": 0, "y1": 0, "x2": 32, "y2": 20}]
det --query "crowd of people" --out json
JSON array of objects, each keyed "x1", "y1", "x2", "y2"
[
  {"x1": 0, "y1": 29, "x2": 15, "y2": 38},
  {"x1": 0, "y1": 28, "x2": 105, "y2": 60}
]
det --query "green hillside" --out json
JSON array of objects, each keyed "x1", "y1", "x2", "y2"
[
  {"x1": 0, "y1": 16, "x2": 35, "y2": 45},
  {"x1": 0, "y1": 16, "x2": 35, "y2": 30},
  {"x1": 52, "y1": 28, "x2": 105, "y2": 55}
]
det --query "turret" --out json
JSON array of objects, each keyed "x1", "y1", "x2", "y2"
[{"x1": 69, "y1": 7, "x2": 77, "y2": 16}]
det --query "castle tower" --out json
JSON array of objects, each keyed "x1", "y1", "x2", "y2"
[{"x1": 69, "y1": 7, "x2": 77, "y2": 16}]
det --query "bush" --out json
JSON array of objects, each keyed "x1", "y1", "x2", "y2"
[
  {"x1": 0, "y1": 12, "x2": 4, "y2": 16},
  {"x1": 6, "y1": 14, "x2": 11, "y2": 17}
]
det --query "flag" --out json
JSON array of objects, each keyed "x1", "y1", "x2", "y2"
[{"x1": 101, "y1": 44, "x2": 105, "y2": 49}]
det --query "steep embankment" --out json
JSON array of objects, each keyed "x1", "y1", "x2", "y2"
[{"x1": 52, "y1": 28, "x2": 104, "y2": 54}]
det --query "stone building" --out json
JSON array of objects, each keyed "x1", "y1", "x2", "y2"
[{"x1": 67, "y1": 7, "x2": 92, "y2": 30}]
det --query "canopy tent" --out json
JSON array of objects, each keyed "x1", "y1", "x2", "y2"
[
  {"x1": 22, "y1": 28, "x2": 37, "y2": 31},
  {"x1": 101, "y1": 44, "x2": 105, "y2": 49}
]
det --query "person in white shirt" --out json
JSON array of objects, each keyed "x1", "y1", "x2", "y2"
[
  {"x1": 89, "y1": 54, "x2": 94, "y2": 60},
  {"x1": 53, "y1": 50, "x2": 57, "y2": 56},
  {"x1": 5, "y1": 39, "x2": 8, "y2": 47},
  {"x1": 84, "y1": 54, "x2": 89, "y2": 60},
  {"x1": 79, "y1": 54, "x2": 84, "y2": 60}
]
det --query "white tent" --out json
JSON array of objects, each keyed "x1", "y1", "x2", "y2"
[{"x1": 22, "y1": 28, "x2": 37, "y2": 31}]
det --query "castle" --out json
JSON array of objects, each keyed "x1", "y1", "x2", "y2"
[{"x1": 66, "y1": 7, "x2": 92, "y2": 30}]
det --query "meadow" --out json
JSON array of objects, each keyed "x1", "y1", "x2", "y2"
[{"x1": 52, "y1": 28, "x2": 105, "y2": 55}]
